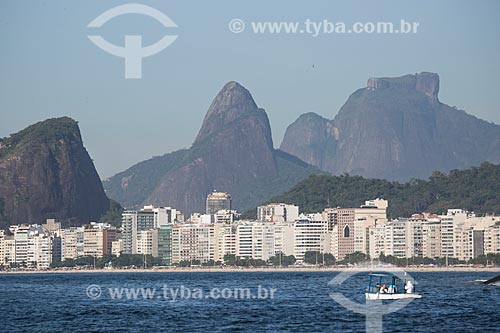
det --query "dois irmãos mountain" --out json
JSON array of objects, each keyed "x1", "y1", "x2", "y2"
[{"x1": 103, "y1": 82, "x2": 317, "y2": 214}]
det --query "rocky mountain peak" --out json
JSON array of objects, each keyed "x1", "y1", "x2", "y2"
[
  {"x1": 415, "y1": 72, "x2": 440, "y2": 99},
  {"x1": 281, "y1": 72, "x2": 500, "y2": 181},
  {"x1": 105, "y1": 82, "x2": 318, "y2": 215},
  {"x1": 0, "y1": 117, "x2": 110, "y2": 229},
  {"x1": 279, "y1": 112, "x2": 338, "y2": 171},
  {"x1": 367, "y1": 72, "x2": 440, "y2": 100},
  {"x1": 194, "y1": 81, "x2": 259, "y2": 144}
]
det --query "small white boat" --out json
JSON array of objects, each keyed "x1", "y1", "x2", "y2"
[{"x1": 365, "y1": 273, "x2": 422, "y2": 300}]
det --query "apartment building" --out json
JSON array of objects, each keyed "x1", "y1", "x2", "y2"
[
  {"x1": 384, "y1": 220, "x2": 407, "y2": 258},
  {"x1": 171, "y1": 223, "x2": 214, "y2": 264},
  {"x1": 61, "y1": 227, "x2": 84, "y2": 260},
  {"x1": 121, "y1": 205, "x2": 180, "y2": 254},
  {"x1": 236, "y1": 222, "x2": 276, "y2": 261},
  {"x1": 83, "y1": 223, "x2": 119, "y2": 258},
  {"x1": 257, "y1": 203, "x2": 299, "y2": 223},
  {"x1": 213, "y1": 223, "x2": 236, "y2": 262},
  {"x1": 422, "y1": 219, "x2": 442, "y2": 258},
  {"x1": 293, "y1": 214, "x2": 330, "y2": 262}
]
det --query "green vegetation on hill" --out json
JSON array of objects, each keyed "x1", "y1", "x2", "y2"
[
  {"x1": 97, "y1": 199, "x2": 123, "y2": 227},
  {"x1": 0, "y1": 117, "x2": 80, "y2": 158},
  {"x1": 0, "y1": 198, "x2": 6, "y2": 227},
  {"x1": 246, "y1": 162, "x2": 500, "y2": 219},
  {"x1": 102, "y1": 149, "x2": 188, "y2": 208},
  {"x1": 103, "y1": 148, "x2": 319, "y2": 212},
  {"x1": 230, "y1": 150, "x2": 320, "y2": 212}
]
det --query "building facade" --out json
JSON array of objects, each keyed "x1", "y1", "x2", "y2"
[
  {"x1": 206, "y1": 192, "x2": 232, "y2": 215},
  {"x1": 257, "y1": 203, "x2": 299, "y2": 223}
]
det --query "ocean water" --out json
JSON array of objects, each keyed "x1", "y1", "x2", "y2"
[{"x1": 1, "y1": 271, "x2": 499, "y2": 332}]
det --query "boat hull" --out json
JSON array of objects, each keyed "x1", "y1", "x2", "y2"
[{"x1": 365, "y1": 292, "x2": 422, "y2": 300}]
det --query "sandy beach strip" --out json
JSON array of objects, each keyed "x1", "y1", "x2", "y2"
[{"x1": 1, "y1": 266, "x2": 499, "y2": 274}]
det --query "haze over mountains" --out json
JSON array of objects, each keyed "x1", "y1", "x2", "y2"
[
  {"x1": 105, "y1": 73, "x2": 500, "y2": 215},
  {"x1": 2, "y1": 72, "x2": 499, "y2": 228},
  {"x1": 280, "y1": 72, "x2": 500, "y2": 180},
  {"x1": 103, "y1": 82, "x2": 318, "y2": 215}
]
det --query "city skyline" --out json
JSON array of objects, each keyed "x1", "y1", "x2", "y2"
[{"x1": 3, "y1": 194, "x2": 499, "y2": 270}]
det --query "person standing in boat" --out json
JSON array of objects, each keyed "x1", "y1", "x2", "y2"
[
  {"x1": 388, "y1": 284, "x2": 396, "y2": 294},
  {"x1": 405, "y1": 280, "x2": 414, "y2": 294}
]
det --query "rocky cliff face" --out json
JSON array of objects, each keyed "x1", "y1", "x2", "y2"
[
  {"x1": 280, "y1": 72, "x2": 500, "y2": 180},
  {"x1": 280, "y1": 112, "x2": 338, "y2": 172},
  {"x1": 0, "y1": 117, "x2": 110, "y2": 229},
  {"x1": 104, "y1": 82, "x2": 318, "y2": 215}
]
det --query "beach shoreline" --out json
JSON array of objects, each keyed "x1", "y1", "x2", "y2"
[{"x1": 1, "y1": 266, "x2": 499, "y2": 274}]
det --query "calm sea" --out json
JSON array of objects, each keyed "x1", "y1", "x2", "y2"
[{"x1": 1, "y1": 271, "x2": 499, "y2": 332}]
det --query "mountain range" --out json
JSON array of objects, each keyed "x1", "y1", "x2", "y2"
[
  {"x1": 2, "y1": 72, "x2": 499, "y2": 228},
  {"x1": 103, "y1": 81, "x2": 319, "y2": 215},
  {"x1": 280, "y1": 72, "x2": 500, "y2": 180}
]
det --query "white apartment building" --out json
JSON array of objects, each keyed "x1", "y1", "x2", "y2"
[
  {"x1": 83, "y1": 224, "x2": 104, "y2": 258},
  {"x1": 213, "y1": 223, "x2": 236, "y2": 262},
  {"x1": 384, "y1": 220, "x2": 406, "y2": 258},
  {"x1": 31, "y1": 234, "x2": 52, "y2": 269},
  {"x1": 8, "y1": 225, "x2": 52, "y2": 269},
  {"x1": 171, "y1": 224, "x2": 214, "y2": 264},
  {"x1": 257, "y1": 203, "x2": 299, "y2": 223},
  {"x1": 355, "y1": 199, "x2": 388, "y2": 221},
  {"x1": 12, "y1": 225, "x2": 30, "y2": 264},
  {"x1": 136, "y1": 229, "x2": 158, "y2": 257},
  {"x1": 143, "y1": 205, "x2": 182, "y2": 226},
  {"x1": 422, "y1": 219, "x2": 442, "y2": 258},
  {"x1": 453, "y1": 215, "x2": 499, "y2": 260},
  {"x1": 214, "y1": 210, "x2": 241, "y2": 224},
  {"x1": 61, "y1": 227, "x2": 84, "y2": 260},
  {"x1": 274, "y1": 223, "x2": 295, "y2": 256},
  {"x1": 122, "y1": 206, "x2": 181, "y2": 254},
  {"x1": 484, "y1": 223, "x2": 500, "y2": 255},
  {"x1": 330, "y1": 225, "x2": 339, "y2": 259},
  {"x1": 4, "y1": 237, "x2": 16, "y2": 265},
  {"x1": 111, "y1": 239, "x2": 123, "y2": 257},
  {"x1": 405, "y1": 218, "x2": 423, "y2": 258},
  {"x1": 189, "y1": 213, "x2": 213, "y2": 224},
  {"x1": 293, "y1": 214, "x2": 330, "y2": 262},
  {"x1": 463, "y1": 229, "x2": 484, "y2": 260},
  {"x1": 236, "y1": 222, "x2": 277, "y2": 261},
  {"x1": 368, "y1": 224, "x2": 386, "y2": 259},
  {"x1": 0, "y1": 230, "x2": 4, "y2": 265},
  {"x1": 439, "y1": 209, "x2": 470, "y2": 258},
  {"x1": 354, "y1": 217, "x2": 378, "y2": 254}
]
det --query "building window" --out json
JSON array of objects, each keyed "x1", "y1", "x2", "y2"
[{"x1": 344, "y1": 225, "x2": 350, "y2": 238}]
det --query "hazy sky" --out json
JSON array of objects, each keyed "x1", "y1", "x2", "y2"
[{"x1": 1, "y1": 0, "x2": 499, "y2": 178}]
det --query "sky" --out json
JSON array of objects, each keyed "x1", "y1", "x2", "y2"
[{"x1": 1, "y1": 0, "x2": 499, "y2": 178}]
